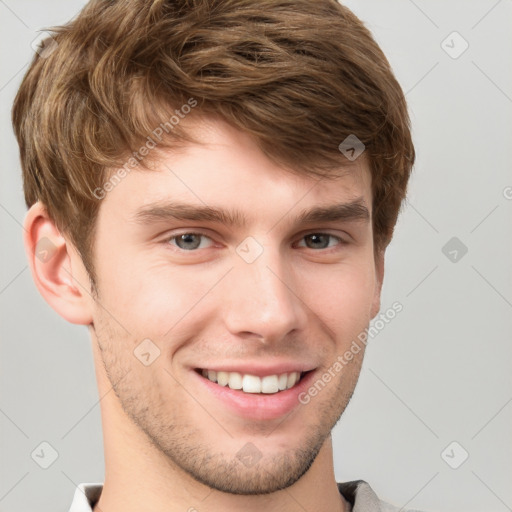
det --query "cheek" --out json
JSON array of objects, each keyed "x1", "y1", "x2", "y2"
[
  {"x1": 95, "y1": 255, "x2": 224, "y2": 340},
  {"x1": 94, "y1": 234, "x2": 377, "y2": 343},
  {"x1": 300, "y1": 259, "x2": 376, "y2": 331}
]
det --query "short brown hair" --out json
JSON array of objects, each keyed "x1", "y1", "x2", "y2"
[{"x1": 12, "y1": 0, "x2": 414, "y2": 288}]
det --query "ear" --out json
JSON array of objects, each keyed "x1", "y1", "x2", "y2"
[
  {"x1": 370, "y1": 248, "x2": 385, "y2": 320},
  {"x1": 23, "y1": 201, "x2": 94, "y2": 325}
]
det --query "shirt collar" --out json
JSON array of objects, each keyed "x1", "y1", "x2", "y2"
[{"x1": 69, "y1": 480, "x2": 383, "y2": 512}]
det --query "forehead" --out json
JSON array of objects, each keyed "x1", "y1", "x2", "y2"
[{"x1": 100, "y1": 116, "x2": 373, "y2": 224}]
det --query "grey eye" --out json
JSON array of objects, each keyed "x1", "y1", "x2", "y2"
[
  {"x1": 172, "y1": 233, "x2": 204, "y2": 250},
  {"x1": 302, "y1": 234, "x2": 334, "y2": 249}
]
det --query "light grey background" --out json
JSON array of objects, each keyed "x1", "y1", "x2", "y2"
[{"x1": 1, "y1": 1, "x2": 511, "y2": 511}]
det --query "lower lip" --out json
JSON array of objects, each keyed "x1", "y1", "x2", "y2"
[{"x1": 192, "y1": 369, "x2": 317, "y2": 421}]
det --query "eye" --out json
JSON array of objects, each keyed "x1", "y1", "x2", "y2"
[
  {"x1": 166, "y1": 232, "x2": 214, "y2": 251},
  {"x1": 296, "y1": 233, "x2": 346, "y2": 250}
]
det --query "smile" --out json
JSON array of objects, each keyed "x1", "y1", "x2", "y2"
[{"x1": 196, "y1": 368, "x2": 308, "y2": 394}]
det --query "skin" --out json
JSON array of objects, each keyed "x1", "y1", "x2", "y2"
[{"x1": 24, "y1": 116, "x2": 384, "y2": 512}]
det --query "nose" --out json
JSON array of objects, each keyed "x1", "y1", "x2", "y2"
[{"x1": 222, "y1": 244, "x2": 308, "y2": 344}]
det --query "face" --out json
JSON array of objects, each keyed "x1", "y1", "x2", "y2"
[{"x1": 88, "y1": 116, "x2": 383, "y2": 494}]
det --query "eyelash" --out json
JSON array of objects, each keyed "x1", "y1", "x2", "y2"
[{"x1": 163, "y1": 231, "x2": 349, "y2": 253}]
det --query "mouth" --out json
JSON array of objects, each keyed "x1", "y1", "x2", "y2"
[
  {"x1": 194, "y1": 368, "x2": 312, "y2": 394},
  {"x1": 192, "y1": 366, "x2": 318, "y2": 421}
]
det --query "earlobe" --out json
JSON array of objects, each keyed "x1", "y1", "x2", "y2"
[{"x1": 23, "y1": 202, "x2": 94, "y2": 325}]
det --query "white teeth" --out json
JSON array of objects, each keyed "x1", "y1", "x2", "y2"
[
  {"x1": 217, "y1": 371, "x2": 229, "y2": 387},
  {"x1": 261, "y1": 375, "x2": 279, "y2": 394},
  {"x1": 242, "y1": 374, "x2": 261, "y2": 393},
  {"x1": 287, "y1": 372, "x2": 299, "y2": 388},
  {"x1": 228, "y1": 372, "x2": 243, "y2": 390},
  {"x1": 201, "y1": 369, "x2": 305, "y2": 394}
]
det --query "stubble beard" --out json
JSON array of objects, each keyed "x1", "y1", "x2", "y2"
[{"x1": 93, "y1": 314, "x2": 362, "y2": 495}]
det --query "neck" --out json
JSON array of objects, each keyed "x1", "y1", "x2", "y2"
[{"x1": 95, "y1": 434, "x2": 347, "y2": 512}]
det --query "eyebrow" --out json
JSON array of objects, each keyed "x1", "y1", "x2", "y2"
[
  {"x1": 296, "y1": 198, "x2": 370, "y2": 225},
  {"x1": 132, "y1": 197, "x2": 370, "y2": 228}
]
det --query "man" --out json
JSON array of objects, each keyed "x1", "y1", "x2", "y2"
[{"x1": 12, "y1": 0, "x2": 420, "y2": 510}]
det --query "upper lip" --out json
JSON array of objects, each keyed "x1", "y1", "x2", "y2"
[{"x1": 194, "y1": 362, "x2": 317, "y2": 378}]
